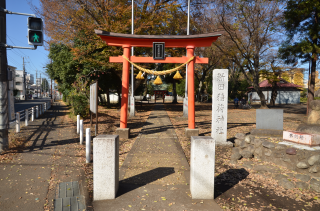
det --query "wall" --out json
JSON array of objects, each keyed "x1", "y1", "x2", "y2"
[{"x1": 249, "y1": 89, "x2": 300, "y2": 104}]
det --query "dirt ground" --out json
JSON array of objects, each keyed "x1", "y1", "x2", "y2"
[{"x1": 165, "y1": 102, "x2": 320, "y2": 211}]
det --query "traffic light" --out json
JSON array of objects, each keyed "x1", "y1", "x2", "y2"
[{"x1": 28, "y1": 17, "x2": 43, "y2": 46}]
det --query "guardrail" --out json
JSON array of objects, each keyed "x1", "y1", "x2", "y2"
[{"x1": 10, "y1": 100, "x2": 53, "y2": 132}]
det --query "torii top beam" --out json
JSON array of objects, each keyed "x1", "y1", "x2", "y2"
[{"x1": 94, "y1": 30, "x2": 222, "y2": 48}]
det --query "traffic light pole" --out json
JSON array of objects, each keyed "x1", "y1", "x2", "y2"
[
  {"x1": 1, "y1": 44, "x2": 37, "y2": 50},
  {"x1": 0, "y1": 0, "x2": 8, "y2": 152}
]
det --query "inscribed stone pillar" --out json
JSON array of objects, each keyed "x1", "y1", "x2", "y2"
[{"x1": 211, "y1": 69, "x2": 231, "y2": 146}]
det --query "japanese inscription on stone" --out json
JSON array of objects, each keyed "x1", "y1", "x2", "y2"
[{"x1": 211, "y1": 69, "x2": 228, "y2": 144}]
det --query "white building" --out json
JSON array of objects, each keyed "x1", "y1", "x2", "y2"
[{"x1": 14, "y1": 70, "x2": 26, "y2": 100}]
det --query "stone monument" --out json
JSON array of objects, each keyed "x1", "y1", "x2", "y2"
[{"x1": 211, "y1": 69, "x2": 232, "y2": 146}]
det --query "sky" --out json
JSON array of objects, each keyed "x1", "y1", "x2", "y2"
[{"x1": 6, "y1": 0, "x2": 49, "y2": 82}]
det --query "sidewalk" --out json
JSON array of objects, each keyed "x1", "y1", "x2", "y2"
[
  {"x1": 93, "y1": 104, "x2": 222, "y2": 211},
  {"x1": 0, "y1": 101, "x2": 88, "y2": 211}
]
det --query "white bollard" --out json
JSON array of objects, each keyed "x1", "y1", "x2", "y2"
[
  {"x1": 31, "y1": 107, "x2": 34, "y2": 121},
  {"x1": 44, "y1": 103, "x2": 46, "y2": 111},
  {"x1": 77, "y1": 115, "x2": 80, "y2": 134},
  {"x1": 86, "y1": 128, "x2": 91, "y2": 163},
  {"x1": 80, "y1": 120, "x2": 83, "y2": 144},
  {"x1": 36, "y1": 106, "x2": 39, "y2": 118},
  {"x1": 25, "y1": 109, "x2": 28, "y2": 126},
  {"x1": 190, "y1": 136, "x2": 215, "y2": 199},
  {"x1": 16, "y1": 112, "x2": 20, "y2": 133},
  {"x1": 93, "y1": 135, "x2": 119, "y2": 200}
]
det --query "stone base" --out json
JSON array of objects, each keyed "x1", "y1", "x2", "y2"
[
  {"x1": 251, "y1": 129, "x2": 283, "y2": 137},
  {"x1": 185, "y1": 128, "x2": 199, "y2": 138},
  {"x1": 116, "y1": 128, "x2": 130, "y2": 139}
]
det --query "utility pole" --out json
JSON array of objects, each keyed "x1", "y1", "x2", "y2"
[
  {"x1": 0, "y1": 0, "x2": 8, "y2": 152},
  {"x1": 129, "y1": 0, "x2": 135, "y2": 117},
  {"x1": 40, "y1": 73, "x2": 41, "y2": 98},
  {"x1": 36, "y1": 70, "x2": 38, "y2": 98}
]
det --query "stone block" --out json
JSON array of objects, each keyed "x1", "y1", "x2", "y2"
[
  {"x1": 283, "y1": 130, "x2": 320, "y2": 146},
  {"x1": 310, "y1": 100, "x2": 320, "y2": 111},
  {"x1": 235, "y1": 133, "x2": 246, "y2": 140},
  {"x1": 256, "y1": 109, "x2": 283, "y2": 130},
  {"x1": 190, "y1": 136, "x2": 215, "y2": 199},
  {"x1": 185, "y1": 128, "x2": 199, "y2": 138},
  {"x1": 93, "y1": 135, "x2": 119, "y2": 200},
  {"x1": 251, "y1": 129, "x2": 283, "y2": 137},
  {"x1": 116, "y1": 128, "x2": 130, "y2": 139}
]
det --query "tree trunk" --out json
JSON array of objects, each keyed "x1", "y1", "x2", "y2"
[
  {"x1": 172, "y1": 79, "x2": 177, "y2": 103},
  {"x1": 106, "y1": 87, "x2": 110, "y2": 108},
  {"x1": 308, "y1": 55, "x2": 317, "y2": 115},
  {"x1": 270, "y1": 81, "x2": 278, "y2": 106},
  {"x1": 116, "y1": 87, "x2": 121, "y2": 109}
]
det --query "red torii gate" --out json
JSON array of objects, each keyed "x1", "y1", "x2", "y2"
[{"x1": 95, "y1": 30, "x2": 222, "y2": 137}]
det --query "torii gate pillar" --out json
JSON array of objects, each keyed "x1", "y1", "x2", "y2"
[{"x1": 120, "y1": 45, "x2": 131, "y2": 129}]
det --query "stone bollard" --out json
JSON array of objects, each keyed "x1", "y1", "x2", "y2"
[
  {"x1": 16, "y1": 112, "x2": 20, "y2": 133},
  {"x1": 77, "y1": 115, "x2": 80, "y2": 134},
  {"x1": 86, "y1": 128, "x2": 91, "y2": 163},
  {"x1": 190, "y1": 136, "x2": 215, "y2": 199},
  {"x1": 44, "y1": 103, "x2": 46, "y2": 111},
  {"x1": 31, "y1": 107, "x2": 34, "y2": 121},
  {"x1": 80, "y1": 120, "x2": 83, "y2": 144},
  {"x1": 36, "y1": 106, "x2": 39, "y2": 118},
  {"x1": 93, "y1": 135, "x2": 119, "y2": 200},
  {"x1": 25, "y1": 109, "x2": 29, "y2": 126}
]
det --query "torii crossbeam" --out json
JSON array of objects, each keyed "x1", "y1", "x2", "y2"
[{"x1": 95, "y1": 30, "x2": 222, "y2": 138}]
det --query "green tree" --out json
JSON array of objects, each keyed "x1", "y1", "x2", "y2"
[{"x1": 279, "y1": 0, "x2": 320, "y2": 114}]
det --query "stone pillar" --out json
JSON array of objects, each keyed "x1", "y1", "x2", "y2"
[
  {"x1": 77, "y1": 115, "x2": 80, "y2": 134},
  {"x1": 93, "y1": 135, "x2": 119, "y2": 200},
  {"x1": 80, "y1": 120, "x2": 83, "y2": 145},
  {"x1": 16, "y1": 112, "x2": 20, "y2": 133},
  {"x1": 25, "y1": 109, "x2": 28, "y2": 126},
  {"x1": 86, "y1": 128, "x2": 91, "y2": 163},
  {"x1": 190, "y1": 136, "x2": 215, "y2": 199},
  {"x1": 31, "y1": 107, "x2": 34, "y2": 121},
  {"x1": 211, "y1": 69, "x2": 231, "y2": 146},
  {"x1": 129, "y1": 96, "x2": 135, "y2": 117}
]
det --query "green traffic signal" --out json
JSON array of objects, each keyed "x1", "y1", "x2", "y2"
[{"x1": 28, "y1": 30, "x2": 42, "y2": 44}]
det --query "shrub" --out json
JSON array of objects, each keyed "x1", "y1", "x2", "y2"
[{"x1": 69, "y1": 94, "x2": 89, "y2": 117}]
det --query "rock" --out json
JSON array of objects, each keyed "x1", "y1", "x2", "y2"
[
  {"x1": 239, "y1": 140, "x2": 248, "y2": 149},
  {"x1": 310, "y1": 179, "x2": 320, "y2": 193},
  {"x1": 254, "y1": 147, "x2": 263, "y2": 159},
  {"x1": 262, "y1": 141, "x2": 275, "y2": 149},
  {"x1": 247, "y1": 145, "x2": 255, "y2": 154},
  {"x1": 308, "y1": 155, "x2": 320, "y2": 166},
  {"x1": 296, "y1": 161, "x2": 309, "y2": 169},
  {"x1": 307, "y1": 110, "x2": 320, "y2": 124},
  {"x1": 309, "y1": 165, "x2": 319, "y2": 173},
  {"x1": 235, "y1": 133, "x2": 246, "y2": 139},
  {"x1": 265, "y1": 149, "x2": 273, "y2": 157},
  {"x1": 278, "y1": 178, "x2": 295, "y2": 189},
  {"x1": 234, "y1": 139, "x2": 242, "y2": 147},
  {"x1": 275, "y1": 144, "x2": 287, "y2": 150},
  {"x1": 310, "y1": 100, "x2": 320, "y2": 111},
  {"x1": 273, "y1": 174, "x2": 287, "y2": 181},
  {"x1": 296, "y1": 124, "x2": 320, "y2": 135},
  {"x1": 297, "y1": 150, "x2": 307, "y2": 161},
  {"x1": 296, "y1": 181, "x2": 309, "y2": 190},
  {"x1": 244, "y1": 135, "x2": 254, "y2": 144},
  {"x1": 253, "y1": 139, "x2": 263, "y2": 147},
  {"x1": 232, "y1": 147, "x2": 240, "y2": 153},
  {"x1": 295, "y1": 174, "x2": 311, "y2": 182},
  {"x1": 274, "y1": 151, "x2": 284, "y2": 158},
  {"x1": 286, "y1": 148, "x2": 297, "y2": 155},
  {"x1": 231, "y1": 152, "x2": 242, "y2": 161},
  {"x1": 240, "y1": 150, "x2": 253, "y2": 158},
  {"x1": 282, "y1": 155, "x2": 291, "y2": 162}
]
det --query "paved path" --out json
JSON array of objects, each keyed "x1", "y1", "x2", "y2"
[
  {"x1": 0, "y1": 102, "x2": 88, "y2": 211},
  {"x1": 94, "y1": 104, "x2": 222, "y2": 211}
]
